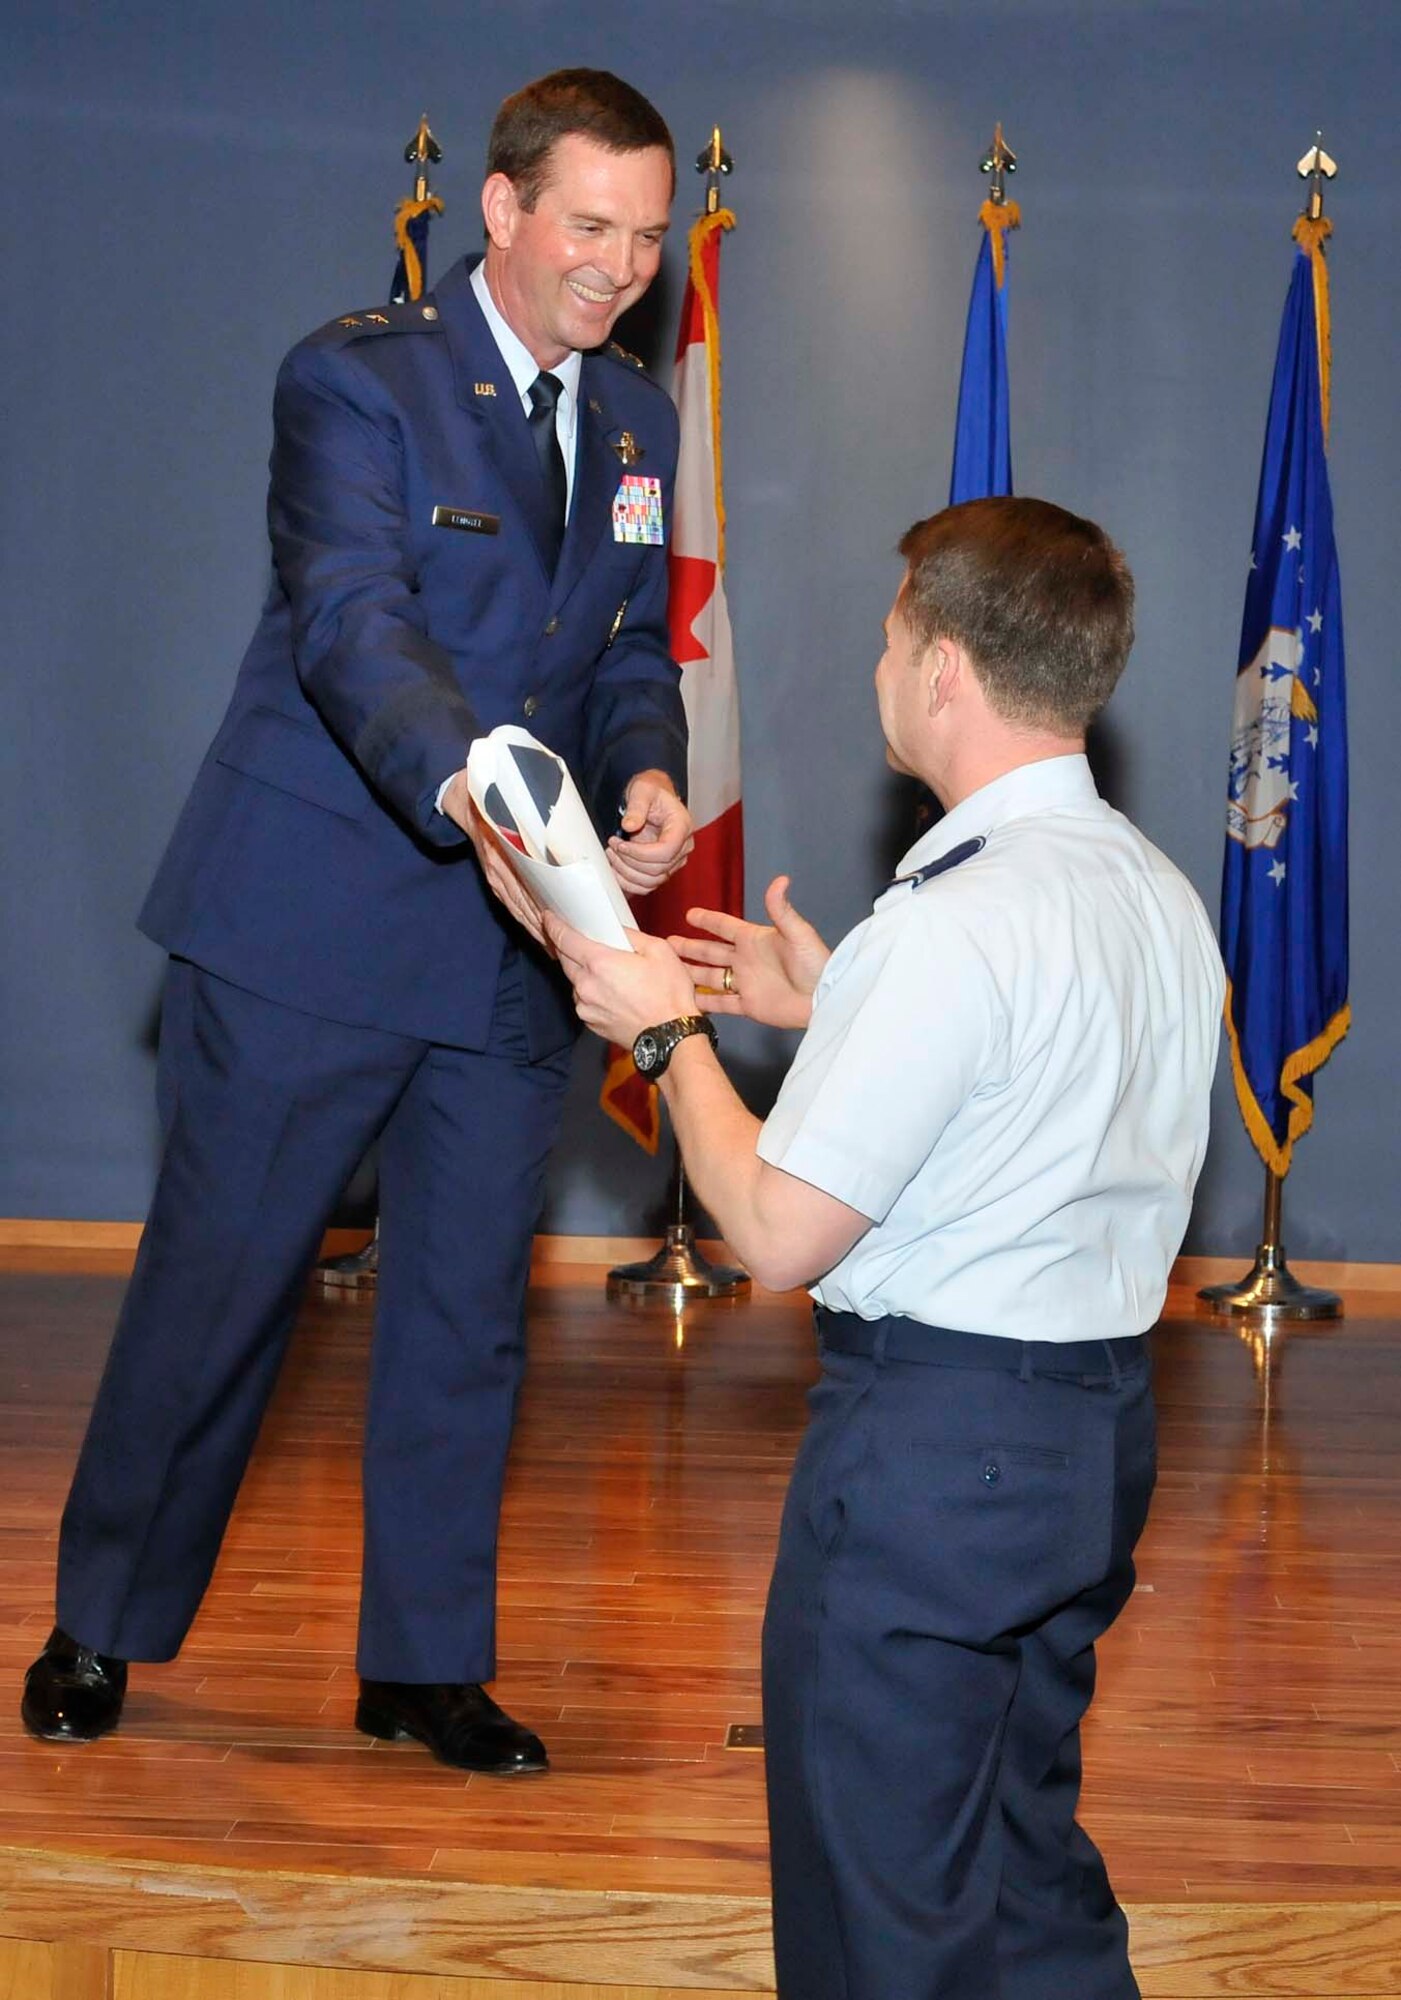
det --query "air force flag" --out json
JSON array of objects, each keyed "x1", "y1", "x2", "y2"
[
  {"x1": 1220, "y1": 223, "x2": 1349, "y2": 1176},
  {"x1": 950, "y1": 198, "x2": 1018, "y2": 505}
]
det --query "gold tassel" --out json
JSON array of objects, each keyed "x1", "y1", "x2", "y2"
[
  {"x1": 978, "y1": 197, "x2": 1022, "y2": 290},
  {"x1": 394, "y1": 194, "x2": 446, "y2": 303},
  {"x1": 687, "y1": 207, "x2": 737, "y2": 571},
  {"x1": 1292, "y1": 213, "x2": 1332, "y2": 443}
]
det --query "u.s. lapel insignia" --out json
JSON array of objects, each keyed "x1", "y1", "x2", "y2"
[
  {"x1": 366, "y1": 312, "x2": 389, "y2": 325},
  {"x1": 613, "y1": 431, "x2": 643, "y2": 466},
  {"x1": 338, "y1": 316, "x2": 362, "y2": 329},
  {"x1": 474, "y1": 381, "x2": 498, "y2": 398},
  {"x1": 588, "y1": 398, "x2": 603, "y2": 416}
]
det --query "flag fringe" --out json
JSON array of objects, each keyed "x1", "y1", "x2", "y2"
[
  {"x1": 1292, "y1": 214, "x2": 1332, "y2": 443},
  {"x1": 1223, "y1": 980, "x2": 1351, "y2": 1179},
  {"x1": 600, "y1": 1046, "x2": 661, "y2": 1155},
  {"x1": 687, "y1": 207, "x2": 736, "y2": 570},
  {"x1": 394, "y1": 194, "x2": 445, "y2": 302},
  {"x1": 978, "y1": 197, "x2": 1022, "y2": 290}
]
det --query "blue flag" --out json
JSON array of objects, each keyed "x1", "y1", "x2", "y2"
[
  {"x1": 950, "y1": 204, "x2": 1016, "y2": 504},
  {"x1": 1220, "y1": 228, "x2": 1349, "y2": 1176}
]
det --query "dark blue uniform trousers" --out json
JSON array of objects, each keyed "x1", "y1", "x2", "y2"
[
  {"x1": 762, "y1": 1310, "x2": 1155, "y2": 2000},
  {"x1": 56, "y1": 954, "x2": 571, "y2": 1682}
]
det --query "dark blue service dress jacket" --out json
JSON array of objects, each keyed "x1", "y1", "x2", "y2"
[{"x1": 139, "y1": 255, "x2": 687, "y2": 1059}]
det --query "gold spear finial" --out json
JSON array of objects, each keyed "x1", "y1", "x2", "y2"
[
  {"x1": 980, "y1": 123, "x2": 1017, "y2": 206},
  {"x1": 1296, "y1": 131, "x2": 1337, "y2": 222},
  {"x1": 403, "y1": 114, "x2": 443, "y2": 205},
  {"x1": 696, "y1": 124, "x2": 734, "y2": 215}
]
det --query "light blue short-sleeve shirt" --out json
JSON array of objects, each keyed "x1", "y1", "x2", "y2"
[{"x1": 757, "y1": 755, "x2": 1224, "y2": 1340}]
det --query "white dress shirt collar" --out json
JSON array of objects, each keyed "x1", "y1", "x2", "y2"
[
  {"x1": 895, "y1": 753, "x2": 1099, "y2": 884},
  {"x1": 469, "y1": 260, "x2": 583, "y2": 413}
]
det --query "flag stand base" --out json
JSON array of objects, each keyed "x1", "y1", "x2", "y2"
[
  {"x1": 1197, "y1": 1169, "x2": 1340, "y2": 1321},
  {"x1": 313, "y1": 1223, "x2": 378, "y2": 1293},
  {"x1": 607, "y1": 1222, "x2": 750, "y2": 1304},
  {"x1": 607, "y1": 1153, "x2": 751, "y2": 1304},
  {"x1": 1198, "y1": 1241, "x2": 1340, "y2": 1320}
]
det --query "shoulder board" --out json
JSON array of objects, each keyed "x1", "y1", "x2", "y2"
[
  {"x1": 307, "y1": 297, "x2": 444, "y2": 346},
  {"x1": 603, "y1": 340, "x2": 647, "y2": 373},
  {"x1": 902, "y1": 835, "x2": 988, "y2": 892}
]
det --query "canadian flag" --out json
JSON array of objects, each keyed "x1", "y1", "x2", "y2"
[{"x1": 601, "y1": 207, "x2": 744, "y2": 1151}]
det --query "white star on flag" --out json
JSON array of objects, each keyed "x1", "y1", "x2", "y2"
[
  {"x1": 1307, "y1": 608, "x2": 1324, "y2": 633},
  {"x1": 1306, "y1": 724, "x2": 1319, "y2": 748},
  {"x1": 1269, "y1": 858, "x2": 1287, "y2": 885},
  {"x1": 1283, "y1": 525, "x2": 1303, "y2": 551}
]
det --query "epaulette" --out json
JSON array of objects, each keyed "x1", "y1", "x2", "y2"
[
  {"x1": 603, "y1": 340, "x2": 647, "y2": 373},
  {"x1": 307, "y1": 297, "x2": 445, "y2": 345},
  {"x1": 889, "y1": 835, "x2": 987, "y2": 894}
]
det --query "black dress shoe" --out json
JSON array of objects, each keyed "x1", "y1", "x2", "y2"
[
  {"x1": 21, "y1": 1626, "x2": 128, "y2": 1742},
  {"x1": 356, "y1": 1678, "x2": 548, "y2": 1774}
]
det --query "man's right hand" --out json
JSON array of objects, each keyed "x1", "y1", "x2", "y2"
[
  {"x1": 440, "y1": 771, "x2": 550, "y2": 950},
  {"x1": 669, "y1": 875, "x2": 830, "y2": 1031}
]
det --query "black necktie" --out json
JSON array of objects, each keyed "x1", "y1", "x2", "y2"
[{"x1": 527, "y1": 371, "x2": 568, "y2": 573}]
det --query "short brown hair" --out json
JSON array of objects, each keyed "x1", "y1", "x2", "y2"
[
  {"x1": 486, "y1": 69, "x2": 674, "y2": 210},
  {"x1": 897, "y1": 497, "x2": 1135, "y2": 733}
]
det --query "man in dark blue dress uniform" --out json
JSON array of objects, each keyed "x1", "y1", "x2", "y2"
[{"x1": 23, "y1": 69, "x2": 692, "y2": 1773}]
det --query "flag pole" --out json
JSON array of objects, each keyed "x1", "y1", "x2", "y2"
[
  {"x1": 391, "y1": 115, "x2": 444, "y2": 304},
  {"x1": 981, "y1": 122, "x2": 1016, "y2": 209},
  {"x1": 607, "y1": 126, "x2": 748, "y2": 1309},
  {"x1": 1200, "y1": 136, "x2": 1342, "y2": 1327},
  {"x1": 318, "y1": 116, "x2": 446, "y2": 1295}
]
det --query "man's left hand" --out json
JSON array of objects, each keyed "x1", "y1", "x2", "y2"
[
  {"x1": 545, "y1": 916, "x2": 698, "y2": 1046},
  {"x1": 607, "y1": 773, "x2": 693, "y2": 898}
]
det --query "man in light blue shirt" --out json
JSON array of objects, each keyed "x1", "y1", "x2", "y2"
[{"x1": 548, "y1": 496, "x2": 1223, "y2": 2000}]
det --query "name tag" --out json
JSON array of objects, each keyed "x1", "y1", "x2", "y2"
[
  {"x1": 432, "y1": 505, "x2": 500, "y2": 535},
  {"x1": 612, "y1": 474, "x2": 664, "y2": 546}
]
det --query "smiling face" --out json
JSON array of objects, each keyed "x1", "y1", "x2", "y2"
[{"x1": 482, "y1": 133, "x2": 673, "y2": 367}]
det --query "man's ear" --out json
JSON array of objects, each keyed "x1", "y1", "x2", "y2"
[
  {"x1": 482, "y1": 173, "x2": 519, "y2": 251},
  {"x1": 927, "y1": 637, "x2": 962, "y2": 715}
]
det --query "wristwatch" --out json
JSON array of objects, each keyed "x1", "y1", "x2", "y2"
[{"x1": 632, "y1": 1014, "x2": 718, "y2": 1078}]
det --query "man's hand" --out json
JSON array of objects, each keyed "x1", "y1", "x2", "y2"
[
  {"x1": 544, "y1": 916, "x2": 698, "y2": 1046},
  {"x1": 671, "y1": 875, "x2": 831, "y2": 1030},
  {"x1": 440, "y1": 771, "x2": 549, "y2": 949},
  {"x1": 606, "y1": 771, "x2": 694, "y2": 899}
]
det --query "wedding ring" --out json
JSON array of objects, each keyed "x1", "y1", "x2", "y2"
[{"x1": 722, "y1": 965, "x2": 735, "y2": 994}]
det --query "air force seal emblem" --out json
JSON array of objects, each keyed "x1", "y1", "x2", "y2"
[{"x1": 1226, "y1": 623, "x2": 1316, "y2": 851}]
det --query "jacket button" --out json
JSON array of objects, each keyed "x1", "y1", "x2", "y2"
[
  {"x1": 982, "y1": 1460, "x2": 1001, "y2": 1486},
  {"x1": 543, "y1": 615, "x2": 560, "y2": 636},
  {"x1": 523, "y1": 695, "x2": 538, "y2": 718}
]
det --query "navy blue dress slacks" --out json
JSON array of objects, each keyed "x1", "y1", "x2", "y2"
[
  {"x1": 56, "y1": 954, "x2": 571, "y2": 1681},
  {"x1": 762, "y1": 1318, "x2": 1155, "y2": 2000}
]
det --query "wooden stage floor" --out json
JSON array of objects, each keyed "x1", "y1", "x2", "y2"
[{"x1": 1, "y1": 1252, "x2": 1398, "y2": 1996}]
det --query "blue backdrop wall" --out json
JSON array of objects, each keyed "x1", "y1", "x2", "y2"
[{"x1": 4, "y1": 0, "x2": 1397, "y2": 1256}]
